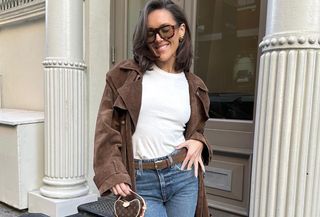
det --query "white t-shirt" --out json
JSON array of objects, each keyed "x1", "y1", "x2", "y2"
[{"x1": 132, "y1": 64, "x2": 191, "y2": 159}]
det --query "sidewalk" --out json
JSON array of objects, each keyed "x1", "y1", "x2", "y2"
[
  {"x1": 0, "y1": 202, "x2": 27, "y2": 217},
  {"x1": 0, "y1": 197, "x2": 111, "y2": 217}
]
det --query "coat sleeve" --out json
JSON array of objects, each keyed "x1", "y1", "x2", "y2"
[
  {"x1": 93, "y1": 75, "x2": 131, "y2": 196},
  {"x1": 189, "y1": 87, "x2": 212, "y2": 166}
]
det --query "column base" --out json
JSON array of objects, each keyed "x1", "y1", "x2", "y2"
[
  {"x1": 28, "y1": 191, "x2": 97, "y2": 217},
  {"x1": 40, "y1": 181, "x2": 89, "y2": 199}
]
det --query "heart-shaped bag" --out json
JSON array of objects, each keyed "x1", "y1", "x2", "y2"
[{"x1": 114, "y1": 190, "x2": 146, "y2": 217}]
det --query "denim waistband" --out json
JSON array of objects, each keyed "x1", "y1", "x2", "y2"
[{"x1": 134, "y1": 149, "x2": 181, "y2": 163}]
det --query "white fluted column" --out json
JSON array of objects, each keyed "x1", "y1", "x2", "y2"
[
  {"x1": 41, "y1": 0, "x2": 89, "y2": 200},
  {"x1": 29, "y1": 0, "x2": 97, "y2": 216},
  {"x1": 250, "y1": 0, "x2": 320, "y2": 217},
  {"x1": 41, "y1": 59, "x2": 88, "y2": 198}
]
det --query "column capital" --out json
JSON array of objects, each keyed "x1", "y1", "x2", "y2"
[
  {"x1": 259, "y1": 32, "x2": 320, "y2": 51},
  {"x1": 43, "y1": 57, "x2": 87, "y2": 70}
]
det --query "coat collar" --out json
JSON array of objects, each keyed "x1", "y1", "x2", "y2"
[
  {"x1": 114, "y1": 60, "x2": 208, "y2": 128},
  {"x1": 118, "y1": 59, "x2": 208, "y2": 92},
  {"x1": 184, "y1": 70, "x2": 208, "y2": 93},
  {"x1": 119, "y1": 59, "x2": 143, "y2": 76}
]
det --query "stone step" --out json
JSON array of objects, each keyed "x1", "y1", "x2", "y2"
[{"x1": 19, "y1": 214, "x2": 48, "y2": 217}]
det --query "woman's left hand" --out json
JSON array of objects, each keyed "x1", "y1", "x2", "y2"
[{"x1": 176, "y1": 139, "x2": 205, "y2": 177}]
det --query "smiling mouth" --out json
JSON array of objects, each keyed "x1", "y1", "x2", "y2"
[{"x1": 155, "y1": 44, "x2": 169, "y2": 52}]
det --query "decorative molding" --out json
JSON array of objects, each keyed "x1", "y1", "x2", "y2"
[
  {"x1": 0, "y1": 0, "x2": 45, "y2": 27},
  {"x1": 259, "y1": 32, "x2": 320, "y2": 51},
  {"x1": 43, "y1": 58, "x2": 87, "y2": 70},
  {"x1": 205, "y1": 167, "x2": 232, "y2": 191}
]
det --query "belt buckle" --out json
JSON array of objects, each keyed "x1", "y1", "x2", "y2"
[{"x1": 154, "y1": 159, "x2": 163, "y2": 169}]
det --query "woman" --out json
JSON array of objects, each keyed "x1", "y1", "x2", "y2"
[{"x1": 94, "y1": 0, "x2": 212, "y2": 216}]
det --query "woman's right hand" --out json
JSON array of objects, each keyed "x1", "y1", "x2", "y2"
[{"x1": 111, "y1": 183, "x2": 132, "y2": 197}]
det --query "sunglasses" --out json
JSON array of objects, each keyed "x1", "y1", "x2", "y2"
[{"x1": 147, "y1": 24, "x2": 179, "y2": 43}]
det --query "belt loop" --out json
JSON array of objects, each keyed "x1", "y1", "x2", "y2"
[
  {"x1": 168, "y1": 155, "x2": 173, "y2": 168},
  {"x1": 138, "y1": 160, "x2": 143, "y2": 172}
]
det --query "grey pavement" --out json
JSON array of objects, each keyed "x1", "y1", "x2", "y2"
[
  {"x1": 0, "y1": 202, "x2": 27, "y2": 217},
  {"x1": 0, "y1": 202, "x2": 88, "y2": 217}
]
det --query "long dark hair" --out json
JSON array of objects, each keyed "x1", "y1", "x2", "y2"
[{"x1": 132, "y1": 0, "x2": 193, "y2": 72}]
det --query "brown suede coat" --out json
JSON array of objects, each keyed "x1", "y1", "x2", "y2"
[{"x1": 94, "y1": 59, "x2": 212, "y2": 217}]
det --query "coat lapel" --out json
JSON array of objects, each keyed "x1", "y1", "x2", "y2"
[
  {"x1": 184, "y1": 72, "x2": 209, "y2": 138},
  {"x1": 114, "y1": 61, "x2": 143, "y2": 128},
  {"x1": 185, "y1": 72, "x2": 197, "y2": 138},
  {"x1": 117, "y1": 77, "x2": 142, "y2": 128}
]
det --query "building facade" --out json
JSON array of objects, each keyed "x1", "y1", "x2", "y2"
[{"x1": 0, "y1": 0, "x2": 319, "y2": 216}]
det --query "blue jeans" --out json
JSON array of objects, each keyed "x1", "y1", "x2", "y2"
[{"x1": 135, "y1": 154, "x2": 198, "y2": 217}]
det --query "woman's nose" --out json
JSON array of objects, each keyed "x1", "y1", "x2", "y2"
[{"x1": 155, "y1": 33, "x2": 163, "y2": 42}]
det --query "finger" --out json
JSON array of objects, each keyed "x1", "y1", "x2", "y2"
[
  {"x1": 180, "y1": 157, "x2": 189, "y2": 171},
  {"x1": 187, "y1": 157, "x2": 195, "y2": 170},
  {"x1": 181, "y1": 146, "x2": 195, "y2": 170},
  {"x1": 120, "y1": 183, "x2": 131, "y2": 195},
  {"x1": 194, "y1": 160, "x2": 199, "y2": 177},
  {"x1": 112, "y1": 186, "x2": 118, "y2": 195},
  {"x1": 199, "y1": 158, "x2": 205, "y2": 173},
  {"x1": 116, "y1": 184, "x2": 126, "y2": 197}
]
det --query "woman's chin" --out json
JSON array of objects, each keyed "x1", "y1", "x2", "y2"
[{"x1": 156, "y1": 54, "x2": 170, "y2": 63}]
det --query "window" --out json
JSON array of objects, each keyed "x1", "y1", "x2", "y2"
[{"x1": 194, "y1": 0, "x2": 260, "y2": 120}]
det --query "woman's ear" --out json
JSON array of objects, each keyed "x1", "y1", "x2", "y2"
[{"x1": 179, "y1": 23, "x2": 186, "y2": 38}]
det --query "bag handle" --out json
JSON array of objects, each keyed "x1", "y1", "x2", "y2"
[
  {"x1": 129, "y1": 189, "x2": 146, "y2": 212},
  {"x1": 116, "y1": 189, "x2": 147, "y2": 214},
  {"x1": 129, "y1": 190, "x2": 145, "y2": 203}
]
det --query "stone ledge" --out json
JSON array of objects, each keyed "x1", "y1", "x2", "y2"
[
  {"x1": 0, "y1": 109, "x2": 44, "y2": 126},
  {"x1": 28, "y1": 191, "x2": 97, "y2": 217}
]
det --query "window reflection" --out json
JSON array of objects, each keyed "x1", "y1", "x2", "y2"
[{"x1": 194, "y1": 0, "x2": 260, "y2": 120}]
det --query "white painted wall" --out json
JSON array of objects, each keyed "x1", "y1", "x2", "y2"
[
  {"x1": 0, "y1": 18, "x2": 45, "y2": 111},
  {"x1": 0, "y1": 0, "x2": 111, "y2": 197}
]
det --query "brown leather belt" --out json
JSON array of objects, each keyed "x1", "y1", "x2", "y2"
[{"x1": 134, "y1": 148, "x2": 187, "y2": 170}]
